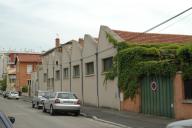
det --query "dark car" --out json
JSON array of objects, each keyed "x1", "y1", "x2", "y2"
[{"x1": 0, "y1": 111, "x2": 15, "y2": 128}]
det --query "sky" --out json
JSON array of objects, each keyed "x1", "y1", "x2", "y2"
[{"x1": 0, "y1": 0, "x2": 192, "y2": 52}]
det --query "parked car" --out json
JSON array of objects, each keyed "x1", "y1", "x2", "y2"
[
  {"x1": 0, "y1": 111, "x2": 15, "y2": 128},
  {"x1": 166, "y1": 119, "x2": 192, "y2": 128},
  {"x1": 3, "y1": 91, "x2": 10, "y2": 98},
  {"x1": 42, "y1": 92, "x2": 81, "y2": 116},
  {"x1": 7, "y1": 91, "x2": 19, "y2": 100},
  {"x1": 32, "y1": 90, "x2": 50, "y2": 109}
]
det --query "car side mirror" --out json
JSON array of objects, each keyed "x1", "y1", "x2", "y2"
[{"x1": 8, "y1": 117, "x2": 15, "y2": 124}]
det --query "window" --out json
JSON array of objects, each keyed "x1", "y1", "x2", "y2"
[
  {"x1": 103, "y1": 57, "x2": 113, "y2": 72},
  {"x1": 86, "y1": 62, "x2": 94, "y2": 75},
  {"x1": 27, "y1": 80, "x2": 31, "y2": 86},
  {"x1": 56, "y1": 70, "x2": 60, "y2": 80},
  {"x1": 44, "y1": 73, "x2": 47, "y2": 82},
  {"x1": 73, "y1": 65, "x2": 80, "y2": 77},
  {"x1": 63, "y1": 68, "x2": 69, "y2": 79},
  {"x1": 184, "y1": 79, "x2": 192, "y2": 99},
  {"x1": 27, "y1": 65, "x2": 32, "y2": 74}
]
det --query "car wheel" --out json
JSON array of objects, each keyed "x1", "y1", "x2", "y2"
[
  {"x1": 50, "y1": 105, "x2": 55, "y2": 115},
  {"x1": 74, "y1": 110, "x2": 80, "y2": 116},
  {"x1": 37, "y1": 102, "x2": 40, "y2": 109},
  {"x1": 16, "y1": 98, "x2": 19, "y2": 100},
  {"x1": 42, "y1": 104, "x2": 46, "y2": 112},
  {"x1": 32, "y1": 102, "x2": 35, "y2": 108}
]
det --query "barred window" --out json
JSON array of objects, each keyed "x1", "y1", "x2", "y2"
[
  {"x1": 184, "y1": 79, "x2": 192, "y2": 99},
  {"x1": 63, "y1": 68, "x2": 69, "y2": 79},
  {"x1": 103, "y1": 57, "x2": 113, "y2": 72},
  {"x1": 86, "y1": 62, "x2": 94, "y2": 75},
  {"x1": 73, "y1": 65, "x2": 80, "y2": 77},
  {"x1": 56, "y1": 70, "x2": 60, "y2": 80}
]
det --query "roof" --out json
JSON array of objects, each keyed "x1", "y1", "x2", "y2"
[
  {"x1": 113, "y1": 30, "x2": 192, "y2": 44},
  {"x1": 16, "y1": 54, "x2": 41, "y2": 63}
]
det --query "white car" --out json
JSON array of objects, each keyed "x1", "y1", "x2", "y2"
[
  {"x1": 7, "y1": 91, "x2": 19, "y2": 100},
  {"x1": 166, "y1": 119, "x2": 192, "y2": 128},
  {"x1": 42, "y1": 92, "x2": 81, "y2": 116}
]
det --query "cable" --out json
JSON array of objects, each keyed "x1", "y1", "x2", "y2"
[
  {"x1": 126, "y1": 6, "x2": 192, "y2": 41},
  {"x1": 157, "y1": 11, "x2": 192, "y2": 33}
]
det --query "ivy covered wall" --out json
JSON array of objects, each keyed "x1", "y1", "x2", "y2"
[{"x1": 105, "y1": 33, "x2": 192, "y2": 99}]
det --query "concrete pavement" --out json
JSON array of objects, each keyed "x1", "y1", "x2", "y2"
[
  {"x1": 0, "y1": 96, "x2": 122, "y2": 128},
  {"x1": 20, "y1": 95, "x2": 174, "y2": 128}
]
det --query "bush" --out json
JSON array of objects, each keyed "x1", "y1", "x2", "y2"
[{"x1": 22, "y1": 86, "x2": 28, "y2": 92}]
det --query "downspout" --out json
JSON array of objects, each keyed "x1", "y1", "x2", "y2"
[
  {"x1": 69, "y1": 60, "x2": 71, "y2": 92},
  {"x1": 53, "y1": 66, "x2": 55, "y2": 91},
  {"x1": 81, "y1": 57, "x2": 84, "y2": 105},
  {"x1": 47, "y1": 65, "x2": 48, "y2": 91},
  {"x1": 37, "y1": 64, "x2": 40, "y2": 90},
  {"x1": 60, "y1": 52, "x2": 63, "y2": 91},
  {"x1": 60, "y1": 64, "x2": 62, "y2": 91},
  {"x1": 96, "y1": 47, "x2": 99, "y2": 107}
]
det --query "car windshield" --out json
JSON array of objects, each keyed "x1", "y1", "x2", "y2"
[
  {"x1": 11, "y1": 92, "x2": 18, "y2": 94},
  {"x1": 57, "y1": 93, "x2": 77, "y2": 99}
]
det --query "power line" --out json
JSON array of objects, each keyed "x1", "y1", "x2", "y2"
[
  {"x1": 157, "y1": 11, "x2": 192, "y2": 33},
  {"x1": 127, "y1": 6, "x2": 192, "y2": 41}
]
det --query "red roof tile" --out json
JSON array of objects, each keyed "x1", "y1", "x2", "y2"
[
  {"x1": 17, "y1": 54, "x2": 42, "y2": 63},
  {"x1": 113, "y1": 30, "x2": 192, "y2": 44}
]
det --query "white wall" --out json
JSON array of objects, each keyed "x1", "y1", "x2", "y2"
[{"x1": 82, "y1": 34, "x2": 98, "y2": 106}]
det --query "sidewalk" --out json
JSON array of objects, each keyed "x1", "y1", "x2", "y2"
[
  {"x1": 81, "y1": 106, "x2": 174, "y2": 128},
  {"x1": 20, "y1": 96, "x2": 174, "y2": 128}
]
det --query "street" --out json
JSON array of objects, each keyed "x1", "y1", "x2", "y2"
[{"x1": 0, "y1": 96, "x2": 122, "y2": 128}]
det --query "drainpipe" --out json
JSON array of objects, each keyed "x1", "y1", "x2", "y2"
[
  {"x1": 69, "y1": 61, "x2": 71, "y2": 92},
  {"x1": 47, "y1": 66, "x2": 48, "y2": 91},
  {"x1": 53, "y1": 66, "x2": 55, "y2": 92},
  {"x1": 96, "y1": 47, "x2": 99, "y2": 107},
  {"x1": 60, "y1": 64, "x2": 62, "y2": 91},
  {"x1": 80, "y1": 58, "x2": 84, "y2": 104}
]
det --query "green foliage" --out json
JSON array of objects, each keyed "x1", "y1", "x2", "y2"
[
  {"x1": 105, "y1": 33, "x2": 192, "y2": 99},
  {"x1": 22, "y1": 86, "x2": 28, "y2": 92},
  {"x1": 0, "y1": 77, "x2": 7, "y2": 91}
]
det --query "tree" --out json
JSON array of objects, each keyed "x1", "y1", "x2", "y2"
[{"x1": 0, "y1": 77, "x2": 7, "y2": 91}]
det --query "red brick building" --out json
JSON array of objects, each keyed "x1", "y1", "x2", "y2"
[{"x1": 15, "y1": 53, "x2": 41, "y2": 92}]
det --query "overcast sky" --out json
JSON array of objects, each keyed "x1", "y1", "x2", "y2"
[{"x1": 0, "y1": 0, "x2": 192, "y2": 52}]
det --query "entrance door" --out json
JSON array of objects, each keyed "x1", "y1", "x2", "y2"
[{"x1": 141, "y1": 75, "x2": 173, "y2": 117}]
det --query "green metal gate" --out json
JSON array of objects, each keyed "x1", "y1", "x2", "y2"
[{"x1": 141, "y1": 75, "x2": 174, "y2": 117}]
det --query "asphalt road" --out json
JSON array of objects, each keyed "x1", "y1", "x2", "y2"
[{"x1": 0, "y1": 96, "x2": 121, "y2": 128}]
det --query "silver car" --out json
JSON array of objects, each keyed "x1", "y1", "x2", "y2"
[
  {"x1": 32, "y1": 90, "x2": 50, "y2": 109},
  {"x1": 7, "y1": 91, "x2": 19, "y2": 100},
  {"x1": 42, "y1": 92, "x2": 81, "y2": 116}
]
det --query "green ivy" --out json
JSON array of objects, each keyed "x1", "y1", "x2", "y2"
[{"x1": 105, "y1": 33, "x2": 192, "y2": 99}]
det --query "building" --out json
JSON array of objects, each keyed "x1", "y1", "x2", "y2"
[
  {"x1": 33, "y1": 25, "x2": 192, "y2": 119},
  {"x1": 15, "y1": 53, "x2": 41, "y2": 93}
]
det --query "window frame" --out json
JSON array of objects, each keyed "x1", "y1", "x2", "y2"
[
  {"x1": 85, "y1": 62, "x2": 94, "y2": 75},
  {"x1": 73, "y1": 65, "x2": 80, "y2": 78},
  {"x1": 55, "y1": 70, "x2": 60, "y2": 81},
  {"x1": 102, "y1": 57, "x2": 113, "y2": 72},
  {"x1": 63, "y1": 68, "x2": 69, "y2": 79}
]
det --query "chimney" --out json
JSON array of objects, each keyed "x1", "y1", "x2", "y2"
[
  {"x1": 55, "y1": 38, "x2": 60, "y2": 47},
  {"x1": 79, "y1": 38, "x2": 84, "y2": 48}
]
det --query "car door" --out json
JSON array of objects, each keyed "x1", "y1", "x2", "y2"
[{"x1": 48, "y1": 92, "x2": 56, "y2": 109}]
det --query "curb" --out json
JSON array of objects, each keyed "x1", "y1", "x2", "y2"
[{"x1": 81, "y1": 112, "x2": 132, "y2": 128}]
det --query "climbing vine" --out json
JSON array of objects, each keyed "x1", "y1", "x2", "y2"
[{"x1": 105, "y1": 32, "x2": 192, "y2": 99}]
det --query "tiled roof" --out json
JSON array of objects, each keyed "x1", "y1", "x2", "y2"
[
  {"x1": 113, "y1": 30, "x2": 192, "y2": 44},
  {"x1": 17, "y1": 54, "x2": 41, "y2": 63}
]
